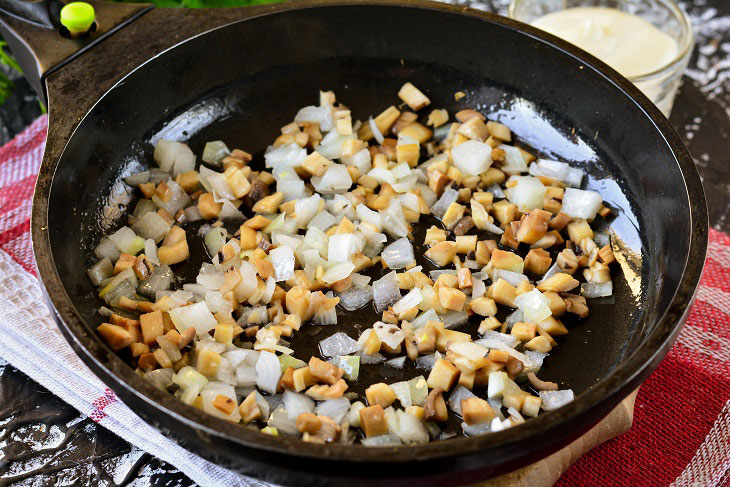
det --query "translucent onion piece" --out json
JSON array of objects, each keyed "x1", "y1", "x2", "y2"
[
  {"x1": 204, "y1": 227, "x2": 227, "y2": 258},
  {"x1": 293, "y1": 195, "x2": 320, "y2": 230},
  {"x1": 381, "y1": 237, "x2": 415, "y2": 270},
  {"x1": 315, "y1": 397, "x2": 351, "y2": 424},
  {"x1": 581, "y1": 281, "x2": 613, "y2": 298},
  {"x1": 381, "y1": 199, "x2": 409, "y2": 239},
  {"x1": 513, "y1": 289, "x2": 552, "y2": 323},
  {"x1": 265, "y1": 143, "x2": 307, "y2": 169},
  {"x1": 202, "y1": 140, "x2": 230, "y2": 166},
  {"x1": 393, "y1": 287, "x2": 422, "y2": 315},
  {"x1": 430, "y1": 188, "x2": 459, "y2": 219},
  {"x1": 561, "y1": 188, "x2": 603, "y2": 220},
  {"x1": 269, "y1": 245, "x2": 295, "y2": 281},
  {"x1": 153, "y1": 139, "x2": 196, "y2": 176},
  {"x1": 385, "y1": 356, "x2": 407, "y2": 370},
  {"x1": 441, "y1": 310, "x2": 469, "y2": 329},
  {"x1": 322, "y1": 261, "x2": 355, "y2": 284},
  {"x1": 356, "y1": 205, "x2": 383, "y2": 231},
  {"x1": 319, "y1": 332, "x2": 361, "y2": 358},
  {"x1": 499, "y1": 145, "x2": 528, "y2": 175},
  {"x1": 374, "y1": 322, "x2": 405, "y2": 349},
  {"x1": 256, "y1": 351, "x2": 282, "y2": 395},
  {"x1": 307, "y1": 210, "x2": 338, "y2": 231},
  {"x1": 283, "y1": 390, "x2": 315, "y2": 420},
  {"x1": 312, "y1": 164, "x2": 353, "y2": 194},
  {"x1": 145, "y1": 239, "x2": 160, "y2": 265},
  {"x1": 125, "y1": 171, "x2": 150, "y2": 187},
  {"x1": 372, "y1": 271, "x2": 401, "y2": 313},
  {"x1": 452, "y1": 140, "x2": 493, "y2": 176},
  {"x1": 369, "y1": 117, "x2": 384, "y2": 144},
  {"x1": 169, "y1": 301, "x2": 217, "y2": 336},
  {"x1": 338, "y1": 285, "x2": 373, "y2": 311},
  {"x1": 197, "y1": 262, "x2": 225, "y2": 290},
  {"x1": 327, "y1": 233, "x2": 359, "y2": 263},
  {"x1": 87, "y1": 258, "x2": 112, "y2": 286},
  {"x1": 506, "y1": 176, "x2": 546, "y2": 212},
  {"x1": 268, "y1": 406, "x2": 300, "y2": 436},
  {"x1": 540, "y1": 390, "x2": 575, "y2": 411},
  {"x1": 295, "y1": 105, "x2": 334, "y2": 132}
]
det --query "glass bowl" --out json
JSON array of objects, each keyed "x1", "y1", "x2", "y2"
[{"x1": 508, "y1": 0, "x2": 694, "y2": 116}]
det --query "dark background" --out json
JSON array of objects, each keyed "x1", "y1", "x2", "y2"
[{"x1": 1, "y1": 0, "x2": 728, "y2": 485}]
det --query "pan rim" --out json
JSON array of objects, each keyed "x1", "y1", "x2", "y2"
[{"x1": 31, "y1": 0, "x2": 708, "y2": 472}]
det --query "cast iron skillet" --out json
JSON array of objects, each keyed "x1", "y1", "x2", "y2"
[{"x1": 0, "y1": 0, "x2": 707, "y2": 484}]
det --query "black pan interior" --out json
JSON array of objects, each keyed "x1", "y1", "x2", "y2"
[{"x1": 42, "y1": 3, "x2": 692, "y2": 482}]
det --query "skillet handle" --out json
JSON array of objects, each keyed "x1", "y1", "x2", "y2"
[{"x1": 0, "y1": 0, "x2": 152, "y2": 103}]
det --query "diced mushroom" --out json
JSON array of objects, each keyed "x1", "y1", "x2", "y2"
[
  {"x1": 239, "y1": 391, "x2": 262, "y2": 424},
  {"x1": 97, "y1": 323, "x2": 133, "y2": 350},
  {"x1": 359, "y1": 405, "x2": 389, "y2": 437},
  {"x1": 423, "y1": 388, "x2": 448, "y2": 422},
  {"x1": 427, "y1": 359, "x2": 460, "y2": 391},
  {"x1": 461, "y1": 397, "x2": 496, "y2": 425},
  {"x1": 365, "y1": 383, "x2": 396, "y2": 408}
]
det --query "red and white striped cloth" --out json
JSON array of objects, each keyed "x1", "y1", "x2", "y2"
[{"x1": 0, "y1": 116, "x2": 728, "y2": 486}]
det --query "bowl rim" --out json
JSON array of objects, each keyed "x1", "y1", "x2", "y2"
[
  {"x1": 31, "y1": 0, "x2": 708, "y2": 471},
  {"x1": 507, "y1": 0, "x2": 695, "y2": 82}
]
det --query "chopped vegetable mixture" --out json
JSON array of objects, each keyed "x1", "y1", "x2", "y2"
[{"x1": 89, "y1": 85, "x2": 616, "y2": 445}]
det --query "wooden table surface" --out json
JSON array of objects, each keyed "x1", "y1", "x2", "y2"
[{"x1": 1, "y1": 0, "x2": 728, "y2": 485}]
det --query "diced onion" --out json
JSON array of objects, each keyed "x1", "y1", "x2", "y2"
[
  {"x1": 393, "y1": 287, "x2": 422, "y2": 314},
  {"x1": 319, "y1": 332, "x2": 361, "y2": 357},
  {"x1": 381, "y1": 237, "x2": 415, "y2": 269},
  {"x1": 561, "y1": 188, "x2": 603, "y2": 220},
  {"x1": 310, "y1": 164, "x2": 352, "y2": 193},
  {"x1": 514, "y1": 289, "x2": 552, "y2": 323},
  {"x1": 270, "y1": 245, "x2": 295, "y2": 281},
  {"x1": 372, "y1": 271, "x2": 401, "y2": 312},
  {"x1": 581, "y1": 281, "x2": 613, "y2": 298},
  {"x1": 369, "y1": 117, "x2": 384, "y2": 144},
  {"x1": 506, "y1": 176, "x2": 546, "y2": 212},
  {"x1": 169, "y1": 301, "x2": 217, "y2": 336},
  {"x1": 202, "y1": 140, "x2": 230, "y2": 166},
  {"x1": 540, "y1": 390, "x2": 575, "y2": 411},
  {"x1": 452, "y1": 140, "x2": 493, "y2": 175},
  {"x1": 255, "y1": 351, "x2": 282, "y2": 395}
]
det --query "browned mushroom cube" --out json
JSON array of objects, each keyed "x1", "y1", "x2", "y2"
[
  {"x1": 489, "y1": 278, "x2": 517, "y2": 307},
  {"x1": 196, "y1": 349, "x2": 222, "y2": 379},
  {"x1": 398, "y1": 82, "x2": 431, "y2": 111},
  {"x1": 158, "y1": 239, "x2": 189, "y2": 265},
  {"x1": 537, "y1": 273, "x2": 579, "y2": 293},
  {"x1": 461, "y1": 397, "x2": 496, "y2": 425},
  {"x1": 293, "y1": 366, "x2": 316, "y2": 392},
  {"x1": 511, "y1": 322, "x2": 537, "y2": 342},
  {"x1": 359, "y1": 405, "x2": 389, "y2": 437},
  {"x1": 490, "y1": 249, "x2": 524, "y2": 273},
  {"x1": 365, "y1": 383, "x2": 396, "y2": 408},
  {"x1": 515, "y1": 208, "x2": 552, "y2": 244},
  {"x1": 308, "y1": 357, "x2": 344, "y2": 385},
  {"x1": 486, "y1": 121, "x2": 511, "y2": 142},
  {"x1": 423, "y1": 388, "x2": 448, "y2": 422},
  {"x1": 97, "y1": 323, "x2": 133, "y2": 350},
  {"x1": 425, "y1": 241, "x2": 459, "y2": 267},
  {"x1": 239, "y1": 391, "x2": 262, "y2": 424},
  {"x1": 439, "y1": 287, "x2": 466, "y2": 311},
  {"x1": 140, "y1": 310, "x2": 164, "y2": 346},
  {"x1": 427, "y1": 359, "x2": 460, "y2": 391},
  {"x1": 301, "y1": 151, "x2": 332, "y2": 177},
  {"x1": 563, "y1": 293, "x2": 589, "y2": 318},
  {"x1": 524, "y1": 248, "x2": 553, "y2": 276},
  {"x1": 198, "y1": 192, "x2": 222, "y2": 220},
  {"x1": 470, "y1": 297, "x2": 498, "y2": 316}
]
